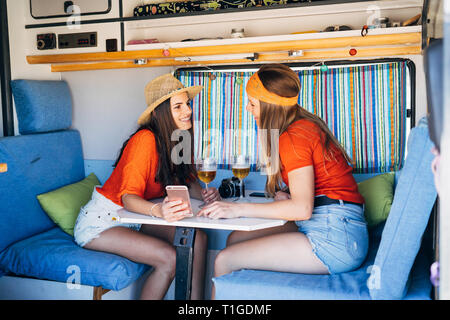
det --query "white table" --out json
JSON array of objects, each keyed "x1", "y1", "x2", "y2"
[{"x1": 116, "y1": 191, "x2": 286, "y2": 300}]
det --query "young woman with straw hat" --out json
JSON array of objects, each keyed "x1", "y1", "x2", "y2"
[
  {"x1": 198, "y1": 64, "x2": 368, "y2": 298},
  {"x1": 73, "y1": 73, "x2": 220, "y2": 300}
]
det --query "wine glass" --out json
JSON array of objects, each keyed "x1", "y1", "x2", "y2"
[
  {"x1": 196, "y1": 157, "x2": 217, "y2": 207},
  {"x1": 231, "y1": 155, "x2": 250, "y2": 202}
]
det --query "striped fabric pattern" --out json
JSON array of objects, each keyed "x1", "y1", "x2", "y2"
[
  {"x1": 177, "y1": 71, "x2": 258, "y2": 170},
  {"x1": 176, "y1": 61, "x2": 409, "y2": 173}
]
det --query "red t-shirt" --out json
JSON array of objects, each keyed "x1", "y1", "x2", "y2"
[
  {"x1": 97, "y1": 129, "x2": 165, "y2": 207},
  {"x1": 279, "y1": 119, "x2": 364, "y2": 204}
]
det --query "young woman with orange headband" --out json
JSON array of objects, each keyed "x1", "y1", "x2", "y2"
[{"x1": 198, "y1": 64, "x2": 368, "y2": 298}]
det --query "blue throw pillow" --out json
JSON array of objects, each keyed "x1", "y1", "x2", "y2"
[
  {"x1": 368, "y1": 117, "x2": 437, "y2": 299},
  {"x1": 11, "y1": 80, "x2": 72, "y2": 134}
]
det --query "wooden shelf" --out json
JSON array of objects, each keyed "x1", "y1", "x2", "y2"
[
  {"x1": 26, "y1": 27, "x2": 422, "y2": 72},
  {"x1": 49, "y1": 46, "x2": 421, "y2": 72}
]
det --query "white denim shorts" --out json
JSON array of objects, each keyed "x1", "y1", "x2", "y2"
[{"x1": 73, "y1": 187, "x2": 141, "y2": 247}]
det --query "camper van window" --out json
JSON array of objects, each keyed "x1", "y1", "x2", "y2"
[{"x1": 175, "y1": 59, "x2": 414, "y2": 174}]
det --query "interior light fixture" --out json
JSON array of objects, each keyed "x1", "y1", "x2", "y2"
[{"x1": 174, "y1": 53, "x2": 258, "y2": 62}]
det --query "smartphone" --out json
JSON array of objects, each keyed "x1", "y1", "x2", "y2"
[{"x1": 165, "y1": 185, "x2": 193, "y2": 216}]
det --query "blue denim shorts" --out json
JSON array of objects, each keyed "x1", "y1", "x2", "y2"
[
  {"x1": 73, "y1": 188, "x2": 141, "y2": 247},
  {"x1": 296, "y1": 202, "x2": 369, "y2": 274}
]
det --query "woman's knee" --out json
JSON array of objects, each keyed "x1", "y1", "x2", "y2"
[
  {"x1": 214, "y1": 248, "x2": 235, "y2": 277},
  {"x1": 151, "y1": 245, "x2": 177, "y2": 278}
]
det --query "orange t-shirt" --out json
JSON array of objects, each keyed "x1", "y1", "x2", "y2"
[
  {"x1": 97, "y1": 129, "x2": 165, "y2": 207},
  {"x1": 279, "y1": 119, "x2": 364, "y2": 204}
]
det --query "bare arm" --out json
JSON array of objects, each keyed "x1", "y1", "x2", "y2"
[
  {"x1": 122, "y1": 193, "x2": 163, "y2": 217},
  {"x1": 198, "y1": 165, "x2": 315, "y2": 221},
  {"x1": 122, "y1": 193, "x2": 191, "y2": 222}
]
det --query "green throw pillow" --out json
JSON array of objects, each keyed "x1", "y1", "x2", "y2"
[
  {"x1": 357, "y1": 172, "x2": 395, "y2": 228},
  {"x1": 37, "y1": 173, "x2": 100, "y2": 236}
]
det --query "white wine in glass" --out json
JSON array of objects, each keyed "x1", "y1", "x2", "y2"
[
  {"x1": 198, "y1": 170, "x2": 216, "y2": 186},
  {"x1": 231, "y1": 155, "x2": 250, "y2": 201},
  {"x1": 196, "y1": 157, "x2": 217, "y2": 207}
]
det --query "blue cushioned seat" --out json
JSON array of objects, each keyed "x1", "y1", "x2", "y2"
[
  {"x1": 213, "y1": 224, "x2": 432, "y2": 300},
  {"x1": 0, "y1": 228, "x2": 149, "y2": 291},
  {"x1": 0, "y1": 79, "x2": 150, "y2": 294},
  {"x1": 213, "y1": 117, "x2": 436, "y2": 300},
  {"x1": 0, "y1": 131, "x2": 85, "y2": 252},
  {"x1": 369, "y1": 117, "x2": 436, "y2": 299}
]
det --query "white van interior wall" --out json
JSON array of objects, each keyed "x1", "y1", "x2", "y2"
[
  {"x1": 62, "y1": 67, "x2": 172, "y2": 160},
  {"x1": 7, "y1": 0, "x2": 60, "y2": 135},
  {"x1": 123, "y1": 0, "x2": 423, "y2": 43}
]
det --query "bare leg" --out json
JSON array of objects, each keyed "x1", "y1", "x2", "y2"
[
  {"x1": 212, "y1": 231, "x2": 329, "y2": 299},
  {"x1": 84, "y1": 226, "x2": 176, "y2": 300},
  {"x1": 139, "y1": 225, "x2": 207, "y2": 300},
  {"x1": 226, "y1": 221, "x2": 299, "y2": 246}
]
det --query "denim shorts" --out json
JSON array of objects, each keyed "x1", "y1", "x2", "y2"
[
  {"x1": 73, "y1": 188, "x2": 141, "y2": 247},
  {"x1": 296, "y1": 202, "x2": 369, "y2": 274}
]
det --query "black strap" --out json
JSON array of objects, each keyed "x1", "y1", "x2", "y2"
[{"x1": 314, "y1": 196, "x2": 363, "y2": 208}]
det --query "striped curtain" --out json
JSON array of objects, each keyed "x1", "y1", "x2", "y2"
[
  {"x1": 177, "y1": 71, "x2": 259, "y2": 170},
  {"x1": 177, "y1": 61, "x2": 409, "y2": 173}
]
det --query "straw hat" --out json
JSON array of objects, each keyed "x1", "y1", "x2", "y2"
[{"x1": 137, "y1": 73, "x2": 203, "y2": 125}]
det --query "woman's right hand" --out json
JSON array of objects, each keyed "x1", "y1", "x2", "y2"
[
  {"x1": 274, "y1": 191, "x2": 291, "y2": 201},
  {"x1": 160, "y1": 197, "x2": 193, "y2": 222}
]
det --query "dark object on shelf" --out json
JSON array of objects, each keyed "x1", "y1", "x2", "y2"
[
  {"x1": 106, "y1": 38, "x2": 117, "y2": 52},
  {"x1": 133, "y1": 0, "x2": 325, "y2": 17},
  {"x1": 373, "y1": 17, "x2": 390, "y2": 28},
  {"x1": 323, "y1": 25, "x2": 352, "y2": 32},
  {"x1": 37, "y1": 33, "x2": 56, "y2": 50},
  {"x1": 218, "y1": 177, "x2": 244, "y2": 198},
  {"x1": 58, "y1": 32, "x2": 97, "y2": 49},
  {"x1": 181, "y1": 37, "x2": 224, "y2": 41},
  {"x1": 402, "y1": 13, "x2": 421, "y2": 26}
]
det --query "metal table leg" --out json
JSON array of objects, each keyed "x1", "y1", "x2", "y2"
[{"x1": 173, "y1": 226, "x2": 196, "y2": 300}]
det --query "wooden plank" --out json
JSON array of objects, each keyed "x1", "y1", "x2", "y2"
[
  {"x1": 50, "y1": 45, "x2": 421, "y2": 72},
  {"x1": 29, "y1": 32, "x2": 421, "y2": 65}
]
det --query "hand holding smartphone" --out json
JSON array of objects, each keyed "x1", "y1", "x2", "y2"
[{"x1": 165, "y1": 185, "x2": 194, "y2": 218}]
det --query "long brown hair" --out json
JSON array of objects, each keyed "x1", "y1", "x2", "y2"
[
  {"x1": 255, "y1": 64, "x2": 352, "y2": 196},
  {"x1": 114, "y1": 98, "x2": 196, "y2": 187}
]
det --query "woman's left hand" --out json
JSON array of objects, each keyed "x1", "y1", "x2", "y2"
[
  {"x1": 201, "y1": 187, "x2": 221, "y2": 204},
  {"x1": 197, "y1": 201, "x2": 241, "y2": 219}
]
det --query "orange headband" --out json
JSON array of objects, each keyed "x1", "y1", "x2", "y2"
[{"x1": 246, "y1": 73, "x2": 299, "y2": 106}]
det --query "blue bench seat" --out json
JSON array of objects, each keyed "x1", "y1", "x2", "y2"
[
  {"x1": 0, "y1": 227, "x2": 149, "y2": 291},
  {"x1": 0, "y1": 80, "x2": 150, "y2": 296},
  {"x1": 213, "y1": 223, "x2": 432, "y2": 300}
]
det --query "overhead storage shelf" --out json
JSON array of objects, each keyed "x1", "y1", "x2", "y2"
[{"x1": 26, "y1": 26, "x2": 422, "y2": 72}]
